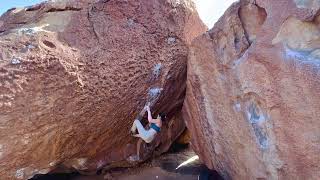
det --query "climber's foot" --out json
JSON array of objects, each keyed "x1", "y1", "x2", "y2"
[{"x1": 127, "y1": 155, "x2": 140, "y2": 162}]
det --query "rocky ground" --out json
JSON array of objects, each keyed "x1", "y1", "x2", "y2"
[{"x1": 31, "y1": 146, "x2": 223, "y2": 180}]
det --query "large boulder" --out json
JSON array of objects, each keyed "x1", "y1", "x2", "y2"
[
  {"x1": 183, "y1": 0, "x2": 320, "y2": 179},
  {"x1": 0, "y1": 0, "x2": 206, "y2": 179}
]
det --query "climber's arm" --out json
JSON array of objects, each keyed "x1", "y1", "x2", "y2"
[
  {"x1": 149, "y1": 118, "x2": 159, "y2": 124},
  {"x1": 147, "y1": 106, "x2": 153, "y2": 123},
  {"x1": 145, "y1": 105, "x2": 158, "y2": 123}
]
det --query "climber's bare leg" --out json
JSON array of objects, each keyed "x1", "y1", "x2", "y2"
[
  {"x1": 130, "y1": 119, "x2": 139, "y2": 134},
  {"x1": 136, "y1": 138, "x2": 143, "y2": 159},
  {"x1": 134, "y1": 120, "x2": 153, "y2": 141},
  {"x1": 131, "y1": 103, "x2": 150, "y2": 134}
]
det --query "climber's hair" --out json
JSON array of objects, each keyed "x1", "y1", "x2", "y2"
[{"x1": 158, "y1": 112, "x2": 166, "y2": 121}]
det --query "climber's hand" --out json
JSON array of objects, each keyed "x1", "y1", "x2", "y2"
[{"x1": 145, "y1": 105, "x2": 150, "y2": 112}]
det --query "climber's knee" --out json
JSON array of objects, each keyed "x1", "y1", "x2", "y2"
[
  {"x1": 140, "y1": 133, "x2": 155, "y2": 143},
  {"x1": 144, "y1": 138, "x2": 152, "y2": 144},
  {"x1": 144, "y1": 136, "x2": 154, "y2": 143}
]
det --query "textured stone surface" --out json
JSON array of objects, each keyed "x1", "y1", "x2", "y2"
[
  {"x1": 183, "y1": 0, "x2": 320, "y2": 179},
  {"x1": 0, "y1": 0, "x2": 206, "y2": 179}
]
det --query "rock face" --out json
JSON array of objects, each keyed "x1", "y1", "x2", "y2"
[
  {"x1": 0, "y1": 0, "x2": 206, "y2": 179},
  {"x1": 183, "y1": 0, "x2": 320, "y2": 179}
]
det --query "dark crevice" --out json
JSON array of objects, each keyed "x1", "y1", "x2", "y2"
[
  {"x1": 12, "y1": 22, "x2": 27, "y2": 25},
  {"x1": 46, "y1": 7, "x2": 82, "y2": 13},
  {"x1": 99, "y1": 0, "x2": 111, "y2": 3},
  {"x1": 167, "y1": 142, "x2": 189, "y2": 153},
  {"x1": 43, "y1": 40, "x2": 56, "y2": 49},
  {"x1": 25, "y1": 4, "x2": 43, "y2": 11},
  {"x1": 29, "y1": 172, "x2": 79, "y2": 180}
]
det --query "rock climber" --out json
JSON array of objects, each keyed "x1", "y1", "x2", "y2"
[{"x1": 130, "y1": 105, "x2": 166, "y2": 143}]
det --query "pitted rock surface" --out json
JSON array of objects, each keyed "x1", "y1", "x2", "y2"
[{"x1": 0, "y1": 0, "x2": 206, "y2": 179}]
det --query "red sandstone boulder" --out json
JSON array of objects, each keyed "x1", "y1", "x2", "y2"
[
  {"x1": 0, "y1": 0, "x2": 206, "y2": 179},
  {"x1": 183, "y1": 0, "x2": 320, "y2": 179}
]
